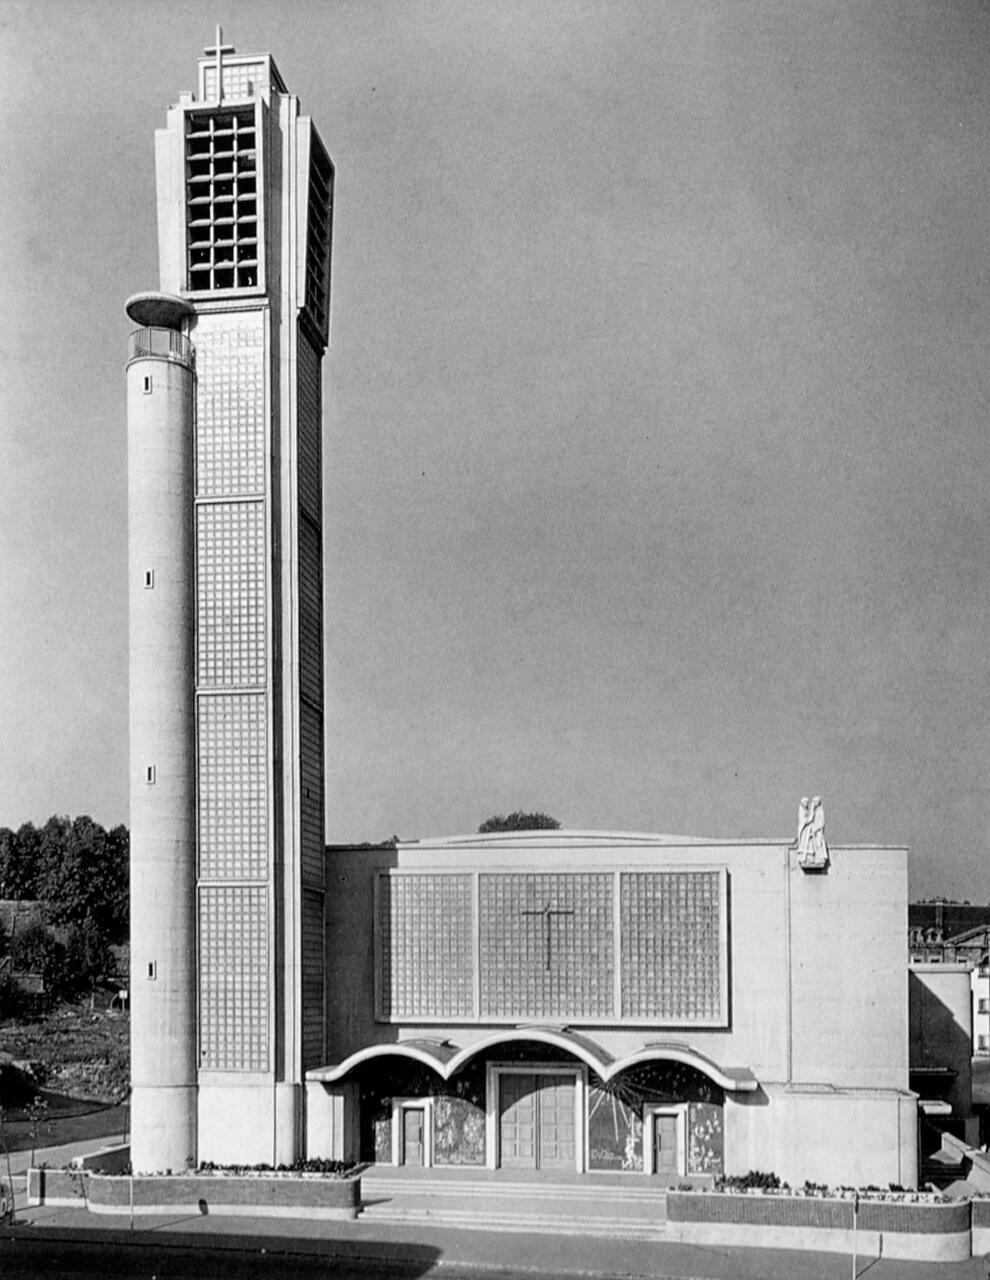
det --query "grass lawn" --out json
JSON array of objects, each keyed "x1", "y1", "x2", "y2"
[
  {"x1": 1, "y1": 1001, "x2": 130, "y2": 1155},
  {"x1": 1, "y1": 1092, "x2": 129, "y2": 1154}
]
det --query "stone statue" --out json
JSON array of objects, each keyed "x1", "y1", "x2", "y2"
[{"x1": 797, "y1": 796, "x2": 829, "y2": 866}]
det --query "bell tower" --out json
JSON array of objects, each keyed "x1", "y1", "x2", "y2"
[{"x1": 126, "y1": 33, "x2": 333, "y2": 1170}]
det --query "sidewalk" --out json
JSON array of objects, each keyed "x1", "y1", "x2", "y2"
[
  {"x1": 5, "y1": 1198, "x2": 987, "y2": 1279},
  {"x1": 7, "y1": 1200, "x2": 990, "y2": 1279},
  {"x1": 2, "y1": 1140, "x2": 987, "y2": 1279},
  {"x1": 3, "y1": 1134, "x2": 126, "y2": 1178}
]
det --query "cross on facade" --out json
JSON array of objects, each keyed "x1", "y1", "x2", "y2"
[
  {"x1": 204, "y1": 25, "x2": 235, "y2": 103},
  {"x1": 521, "y1": 902, "x2": 575, "y2": 970}
]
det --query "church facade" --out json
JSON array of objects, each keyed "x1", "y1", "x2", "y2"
[{"x1": 306, "y1": 830, "x2": 917, "y2": 1188}]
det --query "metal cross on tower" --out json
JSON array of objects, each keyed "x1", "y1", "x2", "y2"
[
  {"x1": 521, "y1": 902, "x2": 575, "y2": 971},
  {"x1": 203, "y1": 25, "x2": 235, "y2": 102}
]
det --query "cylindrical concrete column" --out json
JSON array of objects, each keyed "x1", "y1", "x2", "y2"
[{"x1": 125, "y1": 292, "x2": 197, "y2": 1174}]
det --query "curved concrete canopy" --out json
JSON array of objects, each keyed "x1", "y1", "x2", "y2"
[
  {"x1": 125, "y1": 291, "x2": 194, "y2": 330},
  {"x1": 306, "y1": 1028, "x2": 757, "y2": 1093}
]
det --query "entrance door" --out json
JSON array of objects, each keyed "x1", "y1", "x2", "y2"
[
  {"x1": 401, "y1": 1106, "x2": 425, "y2": 1166},
  {"x1": 653, "y1": 1113, "x2": 679, "y2": 1176},
  {"x1": 499, "y1": 1073, "x2": 575, "y2": 1170}
]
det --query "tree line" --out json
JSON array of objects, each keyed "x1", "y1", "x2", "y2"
[{"x1": 0, "y1": 816, "x2": 128, "y2": 1012}]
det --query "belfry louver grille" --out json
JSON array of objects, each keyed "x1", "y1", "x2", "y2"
[
  {"x1": 304, "y1": 135, "x2": 333, "y2": 332},
  {"x1": 185, "y1": 107, "x2": 260, "y2": 292}
]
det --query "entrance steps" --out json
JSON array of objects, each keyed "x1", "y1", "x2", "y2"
[{"x1": 359, "y1": 1168, "x2": 670, "y2": 1239}]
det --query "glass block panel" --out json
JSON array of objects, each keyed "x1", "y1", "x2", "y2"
[
  {"x1": 378, "y1": 874, "x2": 474, "y2": 1019},
  {"x1": 199, "y1": 885, "x2": 269, "y2": 1070},
  {"x1": 620, "y1": 871, "x2": 722, "y2": 1021},
  {"x1": 203, "y1": 61, "x2": 266, "y2": 101},
  {"x1": 198, "y1": 693, "x2": 267, "y2": 880},
  {"x1": 479, "y1": 873, "x2": 613, "y2": 1020},
  {"x1": 196, "y1": 500, "x2": 266, "y2": 687},
  {"x1": 195, "y1": 318, "x2": 265, "y2": 497}
]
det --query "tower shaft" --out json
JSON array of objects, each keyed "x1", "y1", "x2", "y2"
[{"x1": 126, "y1": 321, "x2": 197, "y2": 1173}]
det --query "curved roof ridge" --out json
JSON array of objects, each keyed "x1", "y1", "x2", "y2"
[{"x1": 306, "y1": 1029, "x2": 757, "y2": 1093}]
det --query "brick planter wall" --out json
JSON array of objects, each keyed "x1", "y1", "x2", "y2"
[
  {"x1": 27, "y1": 1168, "x2": 89, "y2": 1208},
  {"x1": 970, "y1": 1196, "x2": 990, "y2": 1254},
  {"x1": 84, "y1": 1172, "x2": 361, "y2": 1219},
  {"x1": 666, "y1": 1191, "x2": 973, "y2": 1262}
]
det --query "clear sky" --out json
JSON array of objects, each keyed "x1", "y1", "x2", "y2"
[{"x1": 2, "y1": 0, "x2": 989, "y2": 899}]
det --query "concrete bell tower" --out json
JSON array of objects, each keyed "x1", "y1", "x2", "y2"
[{"x1": 126, "y1": 32, "x2": 333, "y2": 1171}]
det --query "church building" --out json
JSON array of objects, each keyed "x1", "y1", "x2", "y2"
[
  {"x1": 306, "y1": 828, "x2": 917, "y2": 1189},
  {"x1": 124, "y1": 39, "x2": 918, "y2": 1190}
]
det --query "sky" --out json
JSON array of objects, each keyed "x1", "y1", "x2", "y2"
[{"x1": 2, "y1": 0, "x2": 989, "y2": 899}]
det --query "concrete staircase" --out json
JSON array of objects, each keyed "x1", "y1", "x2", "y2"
[{"x1": 358, "y1": 1169, "x2": 669, "y2": 1239}]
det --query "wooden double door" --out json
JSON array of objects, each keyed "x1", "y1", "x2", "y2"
[{"x1": 498, "y1": 1072, "x2": 576, "y2": 1170}]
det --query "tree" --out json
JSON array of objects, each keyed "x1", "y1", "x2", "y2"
[
  {"x1": 478, "y1": 812, "x2": 560, "y2": 833},
  {"x1": 8, "y1": 921, "x2": 66, "y2": 996},
  {"x1": 0, "y1": 814, "x2": 130, "y2": 1008},
  {"x1": 38, "y1": 816, "x2": 128, "y2": 944},
  {"x1": 0, "y1": 823, "x2": 43, "y2": 900},
  {"x1": 64, "y1": 920, "x2": 116, "y2": 1004}
]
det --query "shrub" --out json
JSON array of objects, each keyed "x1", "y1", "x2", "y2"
[{"x1": 717, "y1": 1170, "x2": 781, "y2": 1191}]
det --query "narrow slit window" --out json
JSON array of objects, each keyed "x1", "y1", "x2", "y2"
[
  {"x1": 146, "y1": 764, "x2": 156, "y2": 785},
  {"x1": 147, "y1": 961, "x2": 157, "y2": 980},
  {"x1": 143, "y1": 374, "x2": 153, "y2": 394},
  {"x1": 144, "y1": 569, "x2": 155, "y2": 589}
]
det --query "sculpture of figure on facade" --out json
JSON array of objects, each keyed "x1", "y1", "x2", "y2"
[{"x1": 796, "y1": 796, "x2": 829, "y2": 868}]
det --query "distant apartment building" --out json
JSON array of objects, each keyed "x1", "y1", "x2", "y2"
[{"x1": 909, "y1": 902, "x2": 990, "y2": 1056}]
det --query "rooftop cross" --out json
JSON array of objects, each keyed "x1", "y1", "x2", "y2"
[
  {"x1": 204, "y1": 25, "x2": 235, "y2": 103},
  {"x1": 521, "y1": 902, "x2": 575, "y2": 971}
]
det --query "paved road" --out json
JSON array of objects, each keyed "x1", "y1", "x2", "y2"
[
  {"x1": 5, "y1": 1236, "x2": 443, "y2": 1279},
  {"x1": 3, "y1": 1212, "x2": 987, "y2": 1280}
]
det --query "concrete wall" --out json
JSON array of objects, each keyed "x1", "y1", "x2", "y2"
[
  {"x1": 198, "y1": 1081, "x2": 276, "y2": 1166},
  {"x1": 726, "y1": 1086, "x2": 918, "y2": 1188},
  {"x1": 127, "y1": 347, "x2": 197, "y2": 1176},
  {"x1": 909, "y1": 963, "x2": 973, "y2": 1117},
  {"x1": 790, "y1": 849, "x2": 908, "y2": 1089}
]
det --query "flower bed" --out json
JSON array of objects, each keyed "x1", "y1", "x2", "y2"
[{"x1": 667, "y1": 1186, "x2": 973, "y2": 1262}]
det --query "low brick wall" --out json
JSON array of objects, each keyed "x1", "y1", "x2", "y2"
[
  {"x1": 27, "y1": 1168, "x2": 89, "y2": 1208},
  {"x1": 970, "y1": 1196, "x2": 990, "y2": 1255},
  {"x1": 29, "y1": 1169, "x2": 361, "y2": 1220},
  {"x1": 87, "y1": 1172, "x2": 361, "y2": 1219},
  {"x1": 667, "y1": 1191, "x2": 972, "y2": 1262}
]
